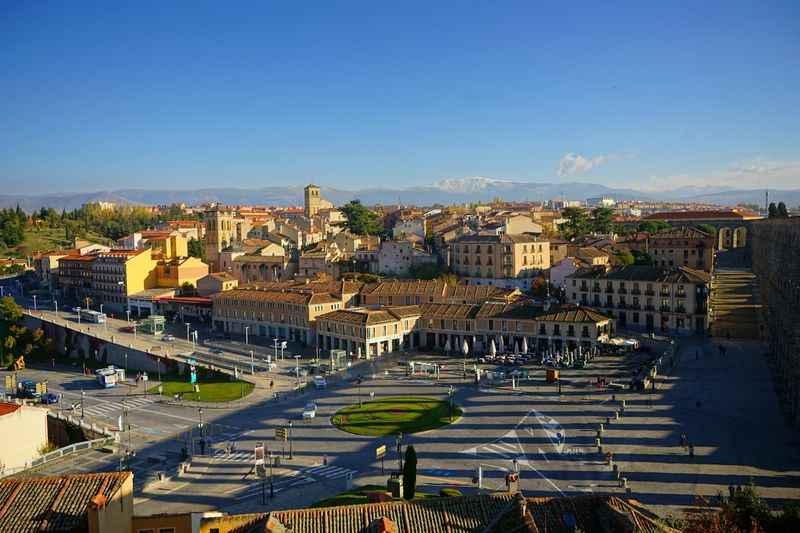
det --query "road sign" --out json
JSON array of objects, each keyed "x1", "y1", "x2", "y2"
[
  {"x1": 275, "y1": 428, "x2": 287, "y2": 441},
  {"x1": 375, "y1": 444, "x2": 386, "y2": 459}
]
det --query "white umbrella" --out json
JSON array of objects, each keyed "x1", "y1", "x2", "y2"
[
  {"x1": 489, "y1": 339, "x2": 497, "y2": 357},
  {"x1": 521, "y1": 337, "x2": 528, "y2": 355},
  {"x1": 462, "y1": 338, "x2": 469, "y2": 356},
  {"x1": 514, "y1": 340, "x2": 520, "y2": 355},
  {"x1": 444, "y1": 337, "x2": 451, "y2": 353},
  {"x1": 356, "y1": 345, "x2": 362, "y2": 359},
  {"x1": 498, "y1": 336, "x2": 505, "y2": 353}
]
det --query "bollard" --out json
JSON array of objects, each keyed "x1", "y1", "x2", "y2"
[
  {"x1": 595, "y1": 437, "x2": 601, "y2": 447},
  {"x1": 621, "y1": 477, "x2": 627, "y2": 488}
]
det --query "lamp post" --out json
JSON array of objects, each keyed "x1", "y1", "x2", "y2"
[
  {"x1": 124, "y1": 353, "x2": 128, "y2": 376},
  {"x1": 250, "y1": 350, "x2": 255, "y2": 375},
  {"x1": 99, "y1": 304, "x2": 104, "y2": 315},
  {"x1": 288, "y1": 421, "x2": 293, "y2": 460},
  {"x1": 396, "y1": 432, "x2": 403, "y2": 471},
  {"x1": 80, "y1": 389, "x2": 85, "y2": 419},
  {"x1": 32, "y1": 294, "x2": 37, "y2": 311},
  {"x1": 126, "y1": 309, "x2": 131, "y2": 323},
  {"x1": 185, "y1": 323, "x2": 191, "y2": 343},
  {"x1": 294, "y1": 355, "x2": 301, "y2": 387},
  {"x1": 198, "y1": 408, "x2": 205, "y2": 455},
  {"x1": 448, "y1": 385, "x2": 455, "y2": 422},
  {"x1": 269, "y1": 450, "x2": 274, "y2": 498},
  {"x1": 245, "y1": 326, "x2": 249, "y2": 346},
  {"x1": 54, "y1": 299, "x2": 58, "y2": 316}
]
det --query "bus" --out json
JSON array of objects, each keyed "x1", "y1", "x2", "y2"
[{"x1": 80, "y1": 309, "x2": 107, "y2": 323}]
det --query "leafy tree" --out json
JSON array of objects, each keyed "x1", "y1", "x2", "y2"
[
  {"x1": 560, "y1": 207, "x2": 589, "y2": 240},
  {"x1": 408, "y1": 263, "x2": 447, "y2": 280},
  {"x1": 337, "y1": 200, "x2": 383, "y2": 236},
  {"x1": 777, "y1": 202, "x2": 789, "y2": 218},
  {"x1": 402, "y1": 445, "x2": 417, "y2": 500},
  {"x1": 696, "y1": 223, "x2": 717, "y2": 236},
  {"x1": 590, "y1": 207, "x2": 615, "y2": 234},
  {"x1": 768, "y1": 202, "x2": 778, "y2": 218},
  {"x1": 638, "y1": 220, "x2": 671, "y2": 233},
  {"x1": 180, "y1": 281, "x2": 197, "y2": 296},
  {"x1": 0, "y1": 296, "x2": 23, "y2": 322},
  {"x1": 615, "y1": 250, "x2": 635, "y2": 266},
  {"x1": 187, "y1": 237, "x2": 205, "y2": 259},
  {"x1": 631, "y1": 250, "x2": 653, "y2": 266}
]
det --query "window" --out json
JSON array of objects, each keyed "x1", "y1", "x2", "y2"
[
  {"x1": 137, "y1": 530, "x2": 154, "y2": 533},
  {"x1": 159, "y1": 529, "x2": 176, "y2": 533}
]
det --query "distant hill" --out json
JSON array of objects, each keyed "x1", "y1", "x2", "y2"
[{"x1": 1, "y1": 176, "x2": 798, "y2": 211}]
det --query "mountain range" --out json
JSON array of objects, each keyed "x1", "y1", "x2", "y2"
[{"x1": 1, "y1": 177, "x2": 798, "y2": 211}]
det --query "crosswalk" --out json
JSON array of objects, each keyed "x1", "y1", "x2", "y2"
[
  {"x1": 211, "y1": 449, "x2": 253, "y2": 463},
  {"x1": 234, "y1": 463, "x2": 359, "y2": 501},
  {"x1": 78, "y1": 396, "x2": 160, "y2": 419}
]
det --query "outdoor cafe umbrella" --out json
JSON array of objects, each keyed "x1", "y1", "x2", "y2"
[
  {"x1": 521, "y1": 337, "x2": 528, "y2": 355},
  {"x1": 444, "y1": 337, "x2": 451, "y2": 354},
  {"x1": 514, "y1": 340, "x2": 520, "y2": 355},
  {"x1": 498, "y1": 335, "x2": 505, "y2": 353},
  {"x1": 489, "y1": 338, "x2": 497, "y2": 357},
  {"x1": 356, "y1": 345, "x2": 362, "y2": 359},
  {"x1": 462, "y1": 338, "x2": 469, "y2": 356}
]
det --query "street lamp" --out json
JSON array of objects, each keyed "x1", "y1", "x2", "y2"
[
  {"x1": 448, "y1": 385, "x2": 455, "y2": 422},
  {"x1": 294, "y1": 355, "x2": 301, "y2": 387},
  {"x1": 250, "y1": 350, "x2": 255, "y2": 375},
  {"x1": 32, "y1": 294, "x2": 37, "y2": 311},
  {"x1": 288, "y1": 421, "x2": 293, "y2": 459},
  {"x1": 126, "y1": 309, "x2": 131, "y2": 323},
  {"x1": 54, "y1": 299, "x2": 58, "y2": 316},
  {"x1": 396, "y1": 432, "x2": 403, "y2": 471},
  {"x1": 99, "y1": 304, "x2": 104, "y2": 315},
  {"x1": 245, "y1": 326, "x2": 249, "y2": 346},
  {"x1": 124, "y1": 353, "x2": 128, "y2": 376},
  {"x1": 198, "y1": 408, "x2": 204, "y2": 454},
  {"x1": 185, "y1": 323, "x2": 191, "y2": 344},
  {"x1": 80, "y1": 389, "x2": 85, "y2": 419}
]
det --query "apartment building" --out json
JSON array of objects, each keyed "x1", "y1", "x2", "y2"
[
  {"x1": 623, "y1": 226, "x2": 715, "y2": 271},
  {"x1": 316, "y1": 301, "x2": 612, "y2": 357},
  {"x1": 450, "y1": 234, "x2": 551, "y2": 290},
  {"x1": 376, "y1": 240, "x2": 436, "y2": 276},
  {"x1": 232, "y1": 254, "x2": 296, "y2": 284},
  {"x1": 316, "y1": 305, "x2": 421, "y2": 357},
  {"x1": 210, "y1": 287, "x2": 344, "y2": 345},
  {"x1": 91, "y1": 249, "x2": 158, "y2": 313},
  {"x1": 360, "y1": 279, "x2": 520, "y2": 307},
  {"x1": 566, "y1": 265, "x2": 711, "y2": 334},
  {"x1": 196, "y1": 272, "x2": 239, "y2": 296}
]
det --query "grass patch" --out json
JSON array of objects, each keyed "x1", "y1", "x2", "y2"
[
  {"x1": 147, "y1": 373, "x2": 254, "y2": 402},
  {"x1": 310, "y1": 484, "x2": 437, "y2": 508},
  {"x1": 0, "y1": 227, "x2": 112, "y2": 258},
  {"x1": 331, "y1": 396, "x2": 461, "y2": 437}
]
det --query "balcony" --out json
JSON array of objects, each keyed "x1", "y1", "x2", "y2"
[
  {"x1": 617, "y1": 302, "x2": 628, "y2": 309},
  {"x1": 659, "y1": 305, "x2": 671, "y2": 313},
  {"x1": 605, "y1": 286, "x2": 614, "y2": 294},
  {"x1": 618, "y1": 287, "x2": 627, "y2": 295},
  {"x1": 631, "y1": 288, "x2": 641, "y2": 295},
  {"x1": 592, "y1": 286, "x2": 601, "y2": 293},
  {"x1": 645, "y1": 290, "x2": 655, "y2": 296}
]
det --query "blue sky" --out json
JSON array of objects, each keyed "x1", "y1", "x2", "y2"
[{"x1": 1, "y1": 1, "x2": 798, "y2": 194}]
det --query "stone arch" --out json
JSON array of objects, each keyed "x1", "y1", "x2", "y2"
[
  {"x1": 718, "y1": 227, "x2": 732, "y2": 250},
  {"x1": 733, "y1": 226, "x2": 747, "y2": 248}
]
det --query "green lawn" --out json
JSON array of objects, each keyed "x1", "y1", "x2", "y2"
[
  {"x1": 332, "y1": 396, "x2": 462, "y2": 437},
  {"x1": 147, "y1": 375, "x2": 254, "y2": 402},
  {"x1": 310, "y1": 484, "x2": 438, "y2": 508}
]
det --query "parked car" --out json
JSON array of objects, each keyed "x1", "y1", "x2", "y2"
[
  {"x1": 161, "y1": 334, "x2": 176, "y2": 342},
  {"x1": 302, "y1": 402, "x2": 317, "y2": 419},
  {"x1": 41, "y1": 392, "x2": 60, "y2": 405},
  {"x1": 313, "y1": 376, "x2": 327, "y2": 389}
]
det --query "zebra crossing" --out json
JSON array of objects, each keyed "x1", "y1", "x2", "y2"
[
  {"x1": 211, "y1": 448, "x2": 254, "y2": 463},
  {"x1": 78, "y1": 396, "x2": 160, "y2": 419},
  {"x1": 234, "y1": 463, "x2": 359, "y2": 501}
]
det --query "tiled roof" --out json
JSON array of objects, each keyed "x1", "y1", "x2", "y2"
[
  {"x1": 362, "y1": 280, "x2": 516, "y2": 303},
  {"x1": 0, "y1": 403, "x2": 20, "y2": 416},
  {"x1": 567, "y1": 265, "x2": 711, "y2": 284},
  {"x1": 646, "y1": 226, "x2": 714, "y2": 239},
  {"x1": 496, "y1": 494, "x2": 679, "y2": 533},
  {"x1": 419, "y1": 302, "x2": 610, "y2": 324},
  {"x1": 318, "y1": 306, "x2": 421, "y2": 325},
  {"x1": 0, "y1": 472, "x2": 131, "y2": 533},
  {"x1": 211, "y1": 289, "x2": 320, "y2": 305},
  {"x1": 260, "y1": 493, "x2": 517, "y2": 533}
]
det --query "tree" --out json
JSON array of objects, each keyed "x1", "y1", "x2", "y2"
[
  {"x1": 402, "y1": 445, "x2": 417, "y2": 500},
  {"x1": 187, "y1": 237, "x2": 205, "y2": 259},
  {"x1": 696, "y1": 223, "x2": 717, "y2": 236},
  {"x1": 337, "y1": 200, "x2": 383, "y2": 236},
  {"x1": 180, "y1": 282, "x2": 196, "y2": 296},
  {"x1": 615, "y1": 250, "x2": 635, "y2": 266},
  {"x1": 560, "y1": 207, "x2": 589, "y2": 240},
  {"x1": 777, "y1": 202, "x2": 789, "y2": 218},
  {"x1": 768, "y1": 202, "x2": 778, "y2": 218},
  {"x1": 631, "y1": 250, "x2": 653, "y2": 266},
  {"x1": 638, "y1": 220, "x2": 671, "y2": 233},
  {"x1": 0, "y1": 296, "x2": 23, "y2": 323},
  {"x1": 590, "y1": 207, "x2": 615, "y2": 234}
]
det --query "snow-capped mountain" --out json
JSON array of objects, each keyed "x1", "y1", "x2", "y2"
[{"x1": 433, "y1": 176, "x2": 516, "y2": 193}]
